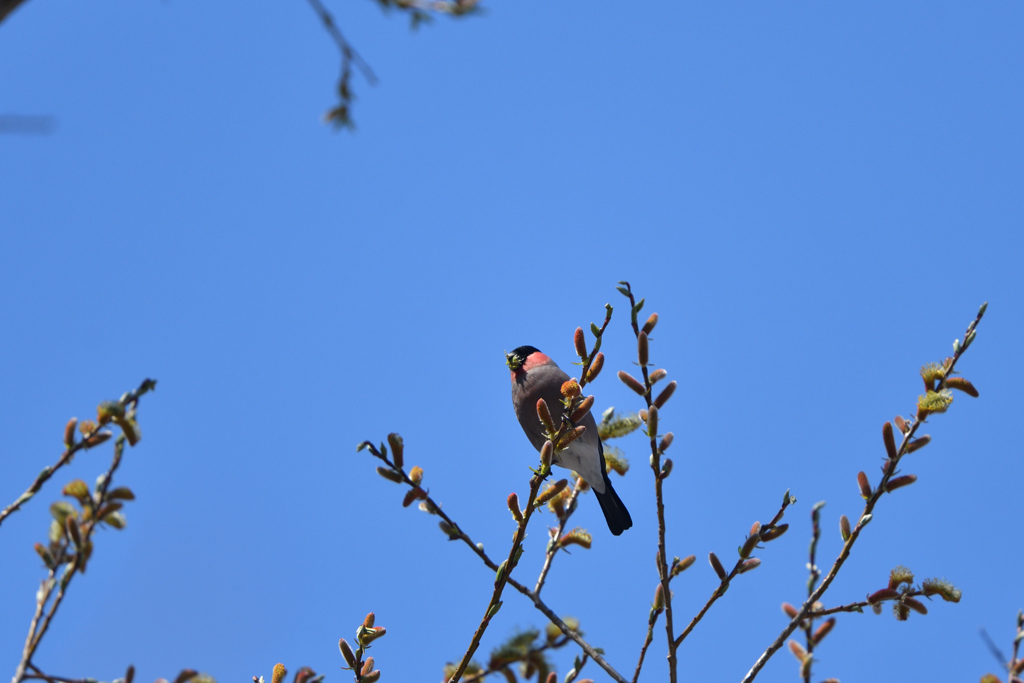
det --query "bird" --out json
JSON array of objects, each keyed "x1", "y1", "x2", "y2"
[{"x1": 506, "y1": 345, "x2": 632, "y2": 535}]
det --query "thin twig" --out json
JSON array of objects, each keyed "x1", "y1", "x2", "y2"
[
  {"x1": 802, "y1": 502, "x2": 825, "y2": 683},
  {"x1": 631, "y1": 609, "x2": 659, "y2": 683},
  {"x1": 741, "y1": 306, "x2": 986, "y2": 683},
  {"x1": 446, "y1": 465, "x2": 549, "y2": 683},
  {"x1": 13, "y1": 437, "x2": 128, "y2": 683},
  {"x1": 305, "y1": 0, "x2": 377, "y2": 83},
  {"x1": 618, "y1": 282, "x2": 677, "y2": 683},
  {"x1": 674, "y1": 497, "x2": 792, "y2": 649},
  {"x1": 534, "y1": 478, "x2": 584, "y2": 596}
]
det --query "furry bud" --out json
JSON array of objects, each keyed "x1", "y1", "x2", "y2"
[
  {"x1": 571, "y1": 396, "x2": 595, "y2": 423},
  {"x1": 812, "y1": 618, "x2": 836, "y2": 644},
  {"x1": 658, "y1": 432, "x2": 674, "y2": 453},
  {"x1": 839, "y1": 515, "x2": 851, "y2": 541},
  {"x1": 646, "y1": 405, "x2": 658, "y2": 438},
  {"x1": 507, "y1": 493, "x2": 523, "y2": 523},
  {"x1": 64, "y1": 418, "x2": 78, "y2": 448},
  {"x1": 642, "y1": 313, "x2": 658, "y2": 335},
  {"x1": 653, "y1": 381, "x2": 676, "y2": 409},
  {"x1": 709, "y1": 552, "x2": 728, "y2": 580},
  {"x1": 561, "y1": 379, "x2": 581, "y2": 398},
  {"x1": 883, "y1": 422, "x2": 898, "y2": 460},
  {"x1": 857, "y1": 471, "x2": 872, "y2": 499},
  {"x1": 586, "y1": 353, "x2": 605, "y2": 382},
  {"x1": 540, "y1": 441, "x2": 554, "y2": 468},
  {"x1": 885, "y1": 474, "x2": 917, "y2": 493},
  {"x1": 536, "y1": 399, "x2": 555, "y2": 433},
  {"x1": 649, "y1": 368, "x2": 667, "y2": 384},
  {"x1": 618, "y1": 371, "x2": 647, "y2": 396},
  {"x1": 638, "y1": 331, "x2": 649, "y2": 366},
  {"x1": 574, "y1": 327, "x2": 587, "y2": 359},
  {"x1": 387, "y1": 433, "x2": 404, "y2": 468}
]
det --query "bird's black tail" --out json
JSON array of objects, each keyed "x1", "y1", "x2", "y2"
[{"x1": 595, "y1": 474, "x2": 632, "y2": 536}]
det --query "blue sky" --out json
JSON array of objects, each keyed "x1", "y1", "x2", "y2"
[{"x1": 1, "y1": 1, "x2": 1022, "y2": 682}]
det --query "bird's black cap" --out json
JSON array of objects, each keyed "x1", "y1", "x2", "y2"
[
  {"x1": 511, "y1": 345, "x2": 541, "y2": 359},
  {"x1": 506, "y1": 345, "x2": 541, "y2": 371}
]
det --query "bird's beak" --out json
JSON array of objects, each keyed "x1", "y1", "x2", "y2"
[{"x1": 505, "y1": 352, "x2": 522, "y2": 371}]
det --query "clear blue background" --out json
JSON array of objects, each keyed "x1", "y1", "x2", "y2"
[{"x1": 1, "y1": 1, "x2": 1021, "y2": 682}]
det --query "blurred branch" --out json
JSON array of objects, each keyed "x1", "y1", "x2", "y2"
[
  {"x1": 1, "y1": 378, "x2": 155, "y2": 528},
  {"x1": 742, "y1": 304, "x2": 987, "y2": 683},
  {"x1": 0, "y1": 0, "x2": 28, "y2": 26},
  {"x1": 13, "y1": 437, "x2": 128, "y2": 683}
]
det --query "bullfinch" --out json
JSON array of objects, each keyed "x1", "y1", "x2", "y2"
[{"x1": 506, "y1": 346, "x2": 633, "y2": 535}]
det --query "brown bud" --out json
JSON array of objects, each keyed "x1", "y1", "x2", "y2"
[
  {"x1": 788, "y1": 640, "x2": 808, "y2": 661},
  {"x1": 839, "y1": 515, "x2": 851, "y2": 541},
  {"x1": 738, "y1": 558, "x2": 761, "y2": 574},
  {"x1": 409, "y1": 466, "x2": 423, "y2": 485},
  {"x1": 638, "y1": 331, "x2": 649, "y2": 366},
  {"x1": 653, "y1": 381, "x2": 676, "y2": 409},
  {"x1": 649, "y1": 368, "x2": 667, "y2": 384},
  {"x1": 363, "y1": 612, "x2": 375, "y2": 628},
  {"x1": 660, "y1": 458, "x2": 673, "y2": 479},
  {"x1": 904, "y1": 597, "x2": 928, "y2": 615},
  {"x1": 66, "y1": 515, "x2": 82, "y2": 548},
  {"x1": 653, "y1": 583, "x2": 665, "y2": 610},
  {"x1": 642, "y1": 313, "x2": 658, "y2": 335},
  {"x1": 84, "y1": 431, "x2": 112, "y2": 448},
  {"x1": 885, "y1": 474, "x2": 917, "y2": 492},
  {"x1": 812, "y1": 618, "x2": 836, "y2": 644},
  {"x1": 658, "y1": 432, "x2": 674, "y2": 453},
  {"x1": 883, "y1": 422, "x2": 898, "y2": 460},
  {"x1": 376, "y1": 466, "x2": 404, "y2": 484},
  {"x1": 34, "y1": 542, "x2": 55, "y2": 569},
  {"x1": 507, "y1": 493, "x2": 523, "y2": 523},
  {"x1": 709, "y1": 552, "x2": 727, "y2": 580},
  {"x1": 574, "y1": 327, "x2": 588, "y2": 358},
  {"x1": 361, "y1": 658, "x2": 375, "y2": 677},
  {"x1": 558, "y1": 425, "x2": 586, "y2": 449},
  {"x1": 540, "y1": 441, "x2": 554, "y2": 468},
  {"x1": 387, "y1": 433, "x2": 404, "y2": 469},
  {"x1": 782, "y1": 603, "x2": 799, "y2": 619},
  {"x1": 402, "y1": 487, "x2": 426, "y2": 507},
  {"x1": 867, "y1": 588, "x2": 900, "y2": 604},
  {"x1": 546, "y1": 674, "x2": 557, "y2": 683},
  {"x1": 646, "y1": 405, "x2": 659, "y2": 438},
  {"x1": 536, "y1": 479, "x2": 568, "y2": 506},
  {"x1": 560, "y1": 379, "x2": 581, "y2": 398},
  {"x1": 536, "y1": 399, "x2": 555, "y2": 433},
  {"x1": 894, "y1": 415, "x2": 908, "y2": 433},
  {"x1": 361, "y1": 671, "x2": 380, "y2": 683},
  {"x1": 64, "y1": 418, "x2": 78, "y2": 448},
  {"x1": 740, "y1": 525, "x2": 760, "y2": 558},
  {"x1": 761, "y1": 523, "x2": 788, "y2": 542},
  {"x1": 271, "y1": 664, "x2": 286, "y2": 683},
  {"x1": 618, "y1": 371, "x2": 647, "y2": 396},
  {"x1": 571, "y1": 396, "x2": 595, "y2": 423},
  {"x1": 639, "y1": 409, "x2": 648, "y2": 422},
  {"x1": 945, "y1": 376, "x2": 979, "y2": 397},
  {"x1": 906, "y1": 435, "x2": 931, "y2": 453},
  {"x1": 125, "y1": 666, "x2": 135, "y2": 683},
  {"x1": 857, "y1": 471, "x2": 872, "y2": 499},
  {"x1": 586, "y1": 353, "x2": 605, "y2": 382}
]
